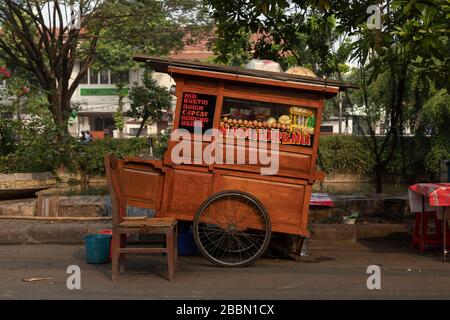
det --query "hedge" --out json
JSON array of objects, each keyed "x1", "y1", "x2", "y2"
[
  {"x1": 318, "y1": 135, "x2": 432, "y2": 177},
  {"x1": 318, "y1": 135, "x2": 375, "y2": 174},
  {"x1": 75, "y1": 138, "x2": 149, "y2": 175},
  {"x1": 0, "y1": 134, "x2": 442, "y2": 179}
]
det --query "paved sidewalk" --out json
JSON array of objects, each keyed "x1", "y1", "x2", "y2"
[{"x1": 1, "y1": 240, "x2": 449, "y2": 299}]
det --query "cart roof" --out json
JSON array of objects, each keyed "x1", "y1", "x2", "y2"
[{"x1": 133, "y1": 54, "x2": 357, "y2": 93}]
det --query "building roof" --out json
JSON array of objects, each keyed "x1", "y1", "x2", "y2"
[
  {"x1": 169, "y1": 38, "x2": 213, "y2": 61},
  {"x1": 133, "y1": 55, "x2": 357, "y2": 92}
]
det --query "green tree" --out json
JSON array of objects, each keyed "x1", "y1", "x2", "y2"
[
  {"x1": 0, "y1": 0, "x2": 109, "y2": 135},
  {"x1": 208, "y1": 0, "x2": 449, "y2": 191},
  {"x1": 89, "y1": 0, "x2": 210, "y2": 138},
  {"x1": 205, "y1": 0, "x2": 342, "y2": 75},
  {"x1": 337, "y1": 0, "x2": 448, "y2": 190},
  {"x1": 0, "y1": 0, "x2": 209, "y2": 137},
  {"x1": 0, "y1": 66, "x2": 64, "y2": 172},
  {"x1": 421, "y1": 89, "x2": 450, "y2": 178},
  {"x1": 128, "y1": 70, "x2": 172, "y2": 137}
]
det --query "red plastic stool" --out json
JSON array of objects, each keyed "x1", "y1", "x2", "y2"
[{"x1": 411, "y1": 211, "x2": 450, "y2": 253}]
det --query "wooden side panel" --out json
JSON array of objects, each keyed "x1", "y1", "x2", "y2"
[
  {"x1": 167, "y1": 141, "x2": 311, "y2": 174},
  {"x1": 164, "y1": 168, "x2": 212, "y2": 218},
  {"x1": 121, "y1": 168, "x2": 164, "y2": 210},
  {"x1": 275, "y1": 149, "x2": 311, "y2": 173},
  {"x1": 184, "y1": 77, "x2": 220, "y2": 90},
  {"x1": 224, "y1": 82, "x2": 321, "y2": 108},
  {"x1": 213, "y1": 172, "x2": 308, "y2": 235},
  {"x1": 214, "y1": 143, "x2": 311, "y2": 174}
]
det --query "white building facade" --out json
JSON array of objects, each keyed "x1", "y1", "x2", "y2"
[{"x1": 68, "y1": 63, "x2": 176, "y2": 139}]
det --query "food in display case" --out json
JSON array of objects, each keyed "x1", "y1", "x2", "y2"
[
  {"x1": 219, "y1": 97, "x2": 316, "y2": 148},
  {"x1": 290, "y1": 107, "x2": 315, "y2": 134}
]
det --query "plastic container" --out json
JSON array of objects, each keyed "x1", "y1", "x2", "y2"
[
  {"x1": 98, "y1": 229, "x2": 113, "y2": 261},
  {"x1": 245, "y1": 59, "x2": 283, "y2": 72},
  {"x1": 343, "y1": 217, "x2": 356, "y2": 224},
  {"x1": 177, "y1": 230, "x2": 198, "y2": 256},
  {"x1": 84, "y1": 234, "x2": 112, "y2": 264}
]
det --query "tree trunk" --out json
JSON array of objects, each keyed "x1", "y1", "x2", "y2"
[
  {"x1": 118, "y1": 95, "x2": 124, "y2": 139},
  {"x1": 116, "y1": 84, "x2": 125, "y2": 139},
  {"x1": 375, "y1": 165, "x2": 383, "y2": 193},
  {"x1": 135, "y1": 116, "x2": 149, "y2": 137},
  {"x1": 48, "y1": 90, "x2": 71, "y2": 132},
  {"x1": 47, "y1": 90, "x2": 72, "y2": 171}
]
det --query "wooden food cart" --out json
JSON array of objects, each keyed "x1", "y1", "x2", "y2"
[{"x1": 114, "y1": 56, "x2": 350, "y2": 267}]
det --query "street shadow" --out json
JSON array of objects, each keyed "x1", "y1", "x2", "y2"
[
  {"x1": 71, "y1": 248, "x2": 112, "y2": 281},
  {"x1": 299, "y1": 256, "x2": 336, "y2": 263},
  {"x1": 73, "y1": 249, "x2": 210, "y2": 281},
  {"x1": 356, "y1": 239, "x2": 447, "y2": 263},
  {"x1": 71, "y1": 247, "x2": 86, "y2": 262}
]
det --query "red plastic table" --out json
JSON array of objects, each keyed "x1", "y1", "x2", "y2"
[
  {"x1": 409, "y1": 183, "x2": 450, "y2": 262},
  {"x1": 310, "y1": 193, "x2": 334, "y2": 207}
]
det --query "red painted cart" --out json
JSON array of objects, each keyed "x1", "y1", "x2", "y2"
[{"x1": 112, "y1": 56, "x2": 352, "y2": 267}]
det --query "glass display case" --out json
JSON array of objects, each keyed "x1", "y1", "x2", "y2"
[{"x1": 219, "y1": 97, "x2": 316, "y2": 148}]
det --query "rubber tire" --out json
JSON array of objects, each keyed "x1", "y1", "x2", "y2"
[{"x1": 193, "y1": 190, "x2": 272, "y2": 267}]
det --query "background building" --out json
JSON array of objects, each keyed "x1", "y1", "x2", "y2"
[
  {"x1": 67, "y1": 38, "x2": 213, "y2": 139},
  {"x1": 68, "y1": 65, "x2": 176, "y2": 139}
]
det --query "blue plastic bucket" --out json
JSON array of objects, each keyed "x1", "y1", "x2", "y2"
[
  {"x1": 178, "y1": 231, "x2": 198, "y2": 256},
  {"x1": 84, "y1": 234, "x2": 112, "y2": 264}
]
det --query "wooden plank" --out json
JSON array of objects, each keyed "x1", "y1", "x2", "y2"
[
  {"x1": 133, "y1": 54, "x2": 356, "y2": 89},
  {"x1": 119, "y1": 247, "x2": 167, "y2": 254},
  {"x1": 169, "y1": 67, "x2": 340, "y2": 95},
  {"x1": 0, "y1": 216, "x2": 112, "y2": 221},
  {"x1": 119, "y1": 218, "x2": 175, "y2": 228}
]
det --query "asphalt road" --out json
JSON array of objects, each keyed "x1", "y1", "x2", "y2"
[{"x1": 1, "y1": 240, "x2": 449, "y2": 299}]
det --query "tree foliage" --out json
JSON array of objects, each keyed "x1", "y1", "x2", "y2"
[
  {"x1": 128, "y1": 70, "x2": 172, "y2": 137},
  {"x1": 205, "y1": 0, "x2": 345, "y2": 74},
  {"x1": 0, "y1": 0, "x2": 209, "y2": 131},
  {"x1": 208, "y1": 0, "x2": 449, "y2": 190}
]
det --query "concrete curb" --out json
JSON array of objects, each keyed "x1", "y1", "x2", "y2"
[
  {"x1": 0, "y1": 172, "x2": 55, "y2": 190},
  {"x1": 0, "y1": 219, "x2": 111, "y2": 244},
  {"x1": 0, "y1": 219, "x2": 414, "y2": 244},
  {"x1": 309, "y1": 223, "x2": 413, "y2": 241}
]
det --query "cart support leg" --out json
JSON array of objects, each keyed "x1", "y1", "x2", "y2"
[
  {"x1": 111, "y1": 233, "x2": 120, "y2": 281},
  {"x1": 174, "y1": 224, "x2": 178, "y2": 271},
  {"x1": 166, "y1": 229, "x2": 175, "y2": 282},
  {"x1": 119, "y1": 234, "x2": 126, "y2": 272},
  {"x1": 444, "y1": 208, "x2": 447, "y2": 263},
  {"x1": 269, "y1": 235, "x2": 305, "y2": 261}
]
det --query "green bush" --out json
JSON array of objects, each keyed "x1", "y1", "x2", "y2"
[
  {"x1": 424, "y1": 136, "x2": 450, "y2": 179},
  {"x1": 0, "y1": 115, "x2": 60, "y2": 173},
  {"x1": 384, "y1": 136, "x2": 431, "y2": 176},
  {"x1": 74, "y1": 134, "x2": 171, "y2": 176},
  {"x1": 318, "y1": 135, "x2": 375, "y2": 174},
  {"x1": 1, "y1": 127, "x2": 444, "y2": 179},
  {"x1": 75, "y1": 138, "x2": 149, "y2": 175},
  {"x1": 318, "y1": 135, "x2": 432, "y2": 177}
]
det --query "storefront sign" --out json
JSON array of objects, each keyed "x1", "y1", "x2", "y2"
[
  {"x1": 80, "y1": 88, "x2": 129, "y2": 96},
  {"x1": 178, "y1": 92, "x2": 217, "y2": 134}
]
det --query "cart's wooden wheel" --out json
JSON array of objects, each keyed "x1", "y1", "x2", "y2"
[{"x1": 193, "y1": 190, "x2": 271, "y2": 267}]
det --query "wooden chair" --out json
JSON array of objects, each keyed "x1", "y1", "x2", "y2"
[{"x1": 104, "y1": 154, "x2": 178, "y2": 281}]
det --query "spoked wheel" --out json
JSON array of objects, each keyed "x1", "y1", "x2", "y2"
[{"x1": 193, "y1": 190, "x2": 271, "y2": 267}]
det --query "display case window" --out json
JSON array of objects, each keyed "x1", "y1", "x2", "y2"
[{"x1": 219, "y1": 97, "x2": 316, "y2": 148}]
